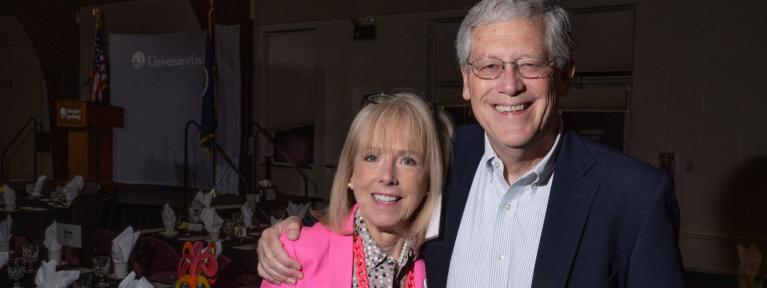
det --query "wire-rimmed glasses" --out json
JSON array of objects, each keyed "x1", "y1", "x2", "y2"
[{"x1": 467, "y1": 57, "x2": 554, "y2": 80}]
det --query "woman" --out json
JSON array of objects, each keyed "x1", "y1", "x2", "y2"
[{"x1": 261, "y1": 91, "x2": 451, "y2": 288}]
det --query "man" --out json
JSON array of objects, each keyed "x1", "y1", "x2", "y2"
[{"x1": 258, "y1": 0, "x2": 685, "y2": 287}]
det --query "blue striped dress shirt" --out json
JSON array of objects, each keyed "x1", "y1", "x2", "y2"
[{"x1": 446, "y1": 133, "x2": 560, "y2": 288}]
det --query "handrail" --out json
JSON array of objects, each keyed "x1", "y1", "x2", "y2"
[
  {"x1": 253, "y1": 121, "x2": 319, "y2": 198},
  {"x1": 184, "y1": 120, "x2": 251, "y2": 206},
  {"x1": 1, "y1": 117, "x2": 41, "y2": 181}
]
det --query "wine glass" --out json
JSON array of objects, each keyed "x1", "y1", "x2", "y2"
[
  {"x1": 223, "y1": 221, "x2": 235, "y2": 237},
  {"x1": 73, "y1": 272, "x2": 92, "y2": 288},
  {"x1": 92, "y1": 255, "x2": 111, "y2": 288},
  {"x1": 7, "y1": 258, "x2": 25, "y2": 288},
  {"x1": 22, "y1": 244, "x2": 39, "y2": 273}
]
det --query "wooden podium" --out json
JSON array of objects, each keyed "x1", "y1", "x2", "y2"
[{"x1": 56, "y1": 100, "x2": 124, "y2": 184}]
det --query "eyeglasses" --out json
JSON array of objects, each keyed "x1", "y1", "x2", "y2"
[
  {"x1": 467, "y1": 57, "x2": 554, "y2": 80},
  {"x1": 362, "y1": 92, "x2": 397, "y2": 107},
  {"x1": 361, "y1": 90, "x2": 435, "y2": 111}
]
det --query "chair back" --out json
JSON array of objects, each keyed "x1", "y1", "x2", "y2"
[
  {"x1": 91, "y1": 229, "x2": 117, "y2": 256},
  {"x1": 134, "y1": 236, "x2": 180, "y2": 281},
  {"x1": 11, "y1": 236, "x2": 28, "y2": 257},
  {"x1": 231, "y1": 272, "x2": 261, "y2": 288}
]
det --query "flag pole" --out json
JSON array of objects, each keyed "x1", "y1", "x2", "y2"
[{"x1": 208, "y1": 0, "x2": 218, "y2": 192}]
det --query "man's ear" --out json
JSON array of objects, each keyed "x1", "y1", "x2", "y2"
[
  {"x1": 556, "y1": 62, "x2": 575, "y2": 97},
  {"x1": 461, "y1": 66, "x2": 471, "y2": 101}
]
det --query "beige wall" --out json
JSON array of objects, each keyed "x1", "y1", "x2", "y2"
[
  {"x1": 631, "y1": 0, "x2": 767, "y2": 274},
  {"x1": 0, "y1": 16, "x2": 51, "y2": 181},
  {"x1": 255, "y1": 11, "x2": 456, "y2": 198}
]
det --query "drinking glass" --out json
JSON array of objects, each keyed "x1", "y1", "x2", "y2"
[
  {"x1": 231, "y1": 212, "x2": 242, "y2": 224},
  {"x1": 7, "y1": 258, "x2": 24, "y2": 288},
  {"x1": 22, "y1": 244, "x2": 39, "y2": 273},
  {"x1": 93, "y1": 255, "x2": 111, "y2": 288},
  {"x1": 73, "y1": 272, "x2": 92, "y2": 288}
]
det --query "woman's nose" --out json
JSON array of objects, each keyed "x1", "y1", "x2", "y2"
[{"x1": 378, "y1": 159, "x2": 398, "y2": 185}]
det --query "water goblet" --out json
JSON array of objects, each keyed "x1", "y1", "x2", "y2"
[
  {"x1": 22, "y1": 244, "x2": 39, "y2": 273},
  {"x1": 7, "y1": 258, "x2": 25, "y2": 288},
  {"x1": 93, "y1": 255, "x2": 111, "y2": 288},
  {"x1": 73, "y1": 273, "x2": 92, "y2": 288}
]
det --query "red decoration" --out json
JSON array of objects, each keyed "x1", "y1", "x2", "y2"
[{"x1": 176, "y1": 241, "x2": 219, "y2": 288}]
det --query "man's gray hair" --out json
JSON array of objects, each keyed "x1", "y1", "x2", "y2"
[{"x1": 456, "y1": 0, "x2": 574, "y2": 70}]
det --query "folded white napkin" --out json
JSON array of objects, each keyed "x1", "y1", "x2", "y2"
[
  {"x1": 31, "y1": 175, "x2": 47, "y2": 197},
  {"x1": 188, "y1": 202, "x2": 203, "y2": 223},
  {"x1": 240, "y1": 203, "x2": 254, "y2": 228},
  {"x1": 62, "y1": 175, "x2": 84, "y2": 204},
  {"x1": 118, "y1": 271, "x2": 154, "y2": 288},
  {"x1": 2, "y1": 184, "x2": 16, "y2": 207},
  {"x1": 162, "y1": 203, "x2": 177, "y2": 228},
  {"x1": 44, "y1": 222, "x2": 62, "y2": 252},
  {"x1": 0, "y1": 251, "x2": 8, "y2": 268},
  {"x1": 200, "y1": 208, "x2": 223, "y2": 233},
  {"x1": 286, "y1": 202, "x2": 310, "y2": 219},
  {"x1": 112, "y1": 226, "x2": 141, "y2": 263},
  {"x1": 0, "y1": 215, "x2": 12, "y2": 241},
  {"x1": 34, "y1": 260, "x2": 80, "y2": 288},
  {"x1": 193, "y1": 190, "x2": 213, "y2": 208}
]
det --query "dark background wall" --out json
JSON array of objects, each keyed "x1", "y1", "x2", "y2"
[{"x1": 1, "y1": 0, "x2": 765, "y2": 277}]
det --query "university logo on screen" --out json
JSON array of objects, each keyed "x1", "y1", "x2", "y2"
[{"x1": 131, "y1": 51, "x2": 204, "y2": 70}]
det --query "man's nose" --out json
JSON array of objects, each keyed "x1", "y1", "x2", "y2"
[{"x1": 496, "y1": 64, "x2": 526, "y2": 96}]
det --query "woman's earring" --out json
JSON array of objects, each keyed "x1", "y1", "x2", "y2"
[{"x1": 347, "y1": 182, "x2": 354, "y2": 190}]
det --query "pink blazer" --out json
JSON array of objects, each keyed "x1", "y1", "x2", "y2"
[{"x1": 261, "y1": 205, "x2": 427, "y2": 288}]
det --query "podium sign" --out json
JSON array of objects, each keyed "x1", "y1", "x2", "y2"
[
  {"x1": 55, "y1": 100, "x2": 124, "y2": 184},
  {"x1": 56, "y1": 100, "x2": 124, "y2": 128}
]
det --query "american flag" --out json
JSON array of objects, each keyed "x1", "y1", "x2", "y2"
[{"x1": 89, "y1": 16, "x2": 108, "y2": 102}]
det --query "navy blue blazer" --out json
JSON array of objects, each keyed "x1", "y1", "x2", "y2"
[{"x1": 423, "y1": 124, "x2": 684, "y2": 288}]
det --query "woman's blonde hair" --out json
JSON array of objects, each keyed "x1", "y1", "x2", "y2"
[{"x1": 320, "y1": 91, "x2": 452, "y2": 249}]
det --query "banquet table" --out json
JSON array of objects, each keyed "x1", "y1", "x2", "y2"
[
  {"x1": 0, "y1": 194, "x2": 72, "y2": 242},
  {"x1": 137, "y1": 223, "x2": 266, "y2": 286},
  {"x1": 0, "y1": 263, "x2": 122, "y2": 288}
]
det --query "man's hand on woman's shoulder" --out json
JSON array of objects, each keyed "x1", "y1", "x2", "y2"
[{"x1": 257, "y1": 216, "x2": 304, "y2": 285}]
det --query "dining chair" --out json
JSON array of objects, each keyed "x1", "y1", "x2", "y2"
[
  {"x1": 11, "y1": 236, "x2": 28, "y2": 257},
  {"x1": 91, "y1": 228, "x2": 117, "y2": 257},
  {"x1": 134, "y1": 236, "x2": 180, "y2": 284}
]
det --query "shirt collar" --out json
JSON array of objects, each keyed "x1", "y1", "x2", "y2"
[
  {"x1": 481, "y1": 132, "x2": 562, "y2": 186},
  {"x1": 354, "y1": 209, "x2": 414, "y2": 269}
]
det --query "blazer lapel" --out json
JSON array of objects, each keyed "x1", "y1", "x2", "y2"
[
  {"x1": 443, "y1": 130, "x2": 484, "y2": 244},
  {"x1": 531, "y1": 132, "x2": 600, "y2": 287},
  {"x1": 328, "y1": 206, "x2": 356, "y2": 286},
  {"x1": 328, "y1": 232, "x2": 353, "y2": 286},
  {"x1": 424, "y1": 125, "x2": 484, "y2": 287}
]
